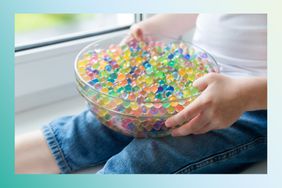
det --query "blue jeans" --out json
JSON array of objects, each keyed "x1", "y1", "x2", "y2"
[{"x1": 42, "y1": 109, "x2": 267, "y2": 174}]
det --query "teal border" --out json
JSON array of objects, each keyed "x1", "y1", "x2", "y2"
[{"x1": 0, "y1": 1, "x2": 282, "y2": 188}]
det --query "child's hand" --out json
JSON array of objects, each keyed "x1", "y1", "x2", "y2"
[
  {"x1": 165, "y1": 73, "x2": 248, "y2": 136},
  {"x1": 120, "y1": 24, "x2": 145, "y2": 44}
]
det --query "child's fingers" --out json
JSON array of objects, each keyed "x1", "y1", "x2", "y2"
[
  {"x1": 131, "y1": 26, "x2": 144, "y2": 41},
  {"x1": 171, "y1": 113, "x2": 209, "y2": 136},
  {"x1": 165, "y1": 95, "x2": 207, "y2": 128},
  {"x1": 193, "y1": 73, "x2": 218, "y2": 91},
  {"x1": 193, "y1": 77, "x2": 208, "y2": 92},
  {"x1": 192, "y1": 123, "x2": 212, "y2": 135}
]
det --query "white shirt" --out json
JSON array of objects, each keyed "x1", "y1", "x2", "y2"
[{"x1": 192, "y1": 14, "x2": 267, "y2": 77}]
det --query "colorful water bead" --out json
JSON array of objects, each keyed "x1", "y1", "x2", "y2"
[{"x1": 76, "y1": 38, "x2": 218, "y2": 137}]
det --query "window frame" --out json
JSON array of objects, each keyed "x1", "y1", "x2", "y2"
[{"x1": 15, "y1": 14, "x2": 143, "y2": 113}]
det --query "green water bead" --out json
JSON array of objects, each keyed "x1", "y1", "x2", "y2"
[
  {"x1": 156, "y1": 46, "x2": 162, "y2": 54},
  {"x1": 132, "y1": 86, "x2": 140, "y2": 92},
  {"x1": 123, "y1": 101, "x2": 131, "y2": 108},
  {"x1": 167, "y1": 106, "x2": 175, "y2": 114},
  {"x1": 116, "y1": 87, "x2": 124, "y2": 93},
  {"x1": 158, "y1": 80, "x2": 165, "y2": 85},
  {"x1": 108, "y1": 89, "x2": 115, "y2": 96},
  {"x1": 190, "y1": 87, "x2": 199, "y2": 95},
  {"x1": 168, "y1": 60, "x2": 176, "y2": 67},
  {"x1": 155, "y1": 93, "x2": 163, "y2": 100},
  {"x1": 155, "y1": 71, "x2": 165, "y2": 79},
  {"x1": 110, "y1": 73, "x2": 117, "y2": 79},
  {"x1": 104, "y1": 114, "x2": 111, "y2": 121},
  {"x1": 124, "y1": 85, "x2": 132, "y2": 92},
  {"x1": 92, "y1": 63, "x2": 99, "y2": 69}
]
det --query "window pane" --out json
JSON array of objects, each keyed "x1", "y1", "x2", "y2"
[{"x1": 15, "y1": 14, "x2": 134, "y2": 46}]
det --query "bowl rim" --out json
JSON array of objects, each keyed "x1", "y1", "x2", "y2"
[{"x1": 74, "y1": 33, "x2": 219, "y2": 105}]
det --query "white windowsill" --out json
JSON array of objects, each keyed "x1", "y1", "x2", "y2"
[
  {"x1": 15, "y1": 95, "x2": 86, "y2": 135},
  {"x1": 15, "y1": 30, "x2": 128, "y2": 113}
]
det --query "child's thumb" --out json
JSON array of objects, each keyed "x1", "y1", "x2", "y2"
[
  {"x1": 193, "y1": 75, "x2": 209, "y2": 91},
  {"x1": 131, "y1": 26, "x2": 144, "y2": 41}
]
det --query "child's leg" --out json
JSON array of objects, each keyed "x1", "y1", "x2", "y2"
[
  {"x1": 98, "y1": 110, "x2": 267, "y2": 174},
  {"x1": 16, "y1": 109, "x2": 133, "y2": 174},
  {"x1": 16, "y1": 130, "x2": 61, "y2": 173}
]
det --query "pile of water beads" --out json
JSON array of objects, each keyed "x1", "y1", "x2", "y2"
[{"x1": 75, "y1": 36, "x2": 219, "y2": 137}]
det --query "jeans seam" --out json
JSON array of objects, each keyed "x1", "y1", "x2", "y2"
[
  {"x1": 42, "y1": 125, "x2": 72, "y2": 173},
  {"x1": 174, "y1": 136, "x2": 266, "y2": 174}
]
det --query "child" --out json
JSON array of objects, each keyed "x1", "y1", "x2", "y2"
[{"x1": 15, "y1": 14, "x2": 267, "y2": 174}]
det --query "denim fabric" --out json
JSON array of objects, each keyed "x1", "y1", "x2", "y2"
[{"x1": 42, "y1": 109, "x2": 267, "y2": 174}]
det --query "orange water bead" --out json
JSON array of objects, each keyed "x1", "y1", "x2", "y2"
[
  {"x1": 117, "y1": 73, "x2": 126, "y2": 81},
  {"x1": 139, "y1": 65, "x2": 145, "y2": 71},
  {"x1": 128, "y1": 93, "x2": 136, "y2": 101},
  {"x1": 150, "y1": 85, "x2": 158, "y2": 93},
  {"x1": 143, "y1": 87, "x2": 150, "y2": 93},
  {"x1": 169, "y1": 95, "x2": 177, "y2": 101},
  {"x1": 131, "y1": 108, "x2": 142, "y2": 116},
  {"x1": 100, "y1": 87, "x2": 109, "y2": 93},
  {"x1": 130, "y1": 60, "x2": 138, "y2": 66},
  {"x1": 107, "y1": 82, "x2": 114, "y2": 87},
  {"x1": 135, "y1": 56, "x2": 143, "y2": 64},
  {"x1": 170, "y1": 101, "x2": 178, "y2": 107},
  {"x1": 120, "y1": 79, "x2": 127, "y2": 86},
  {"x1": 175, "y1": 104, "x2": 184, "y2": 112},
  {"x1": 178, "y1": 69, "x2": 186, "y2": 77}
]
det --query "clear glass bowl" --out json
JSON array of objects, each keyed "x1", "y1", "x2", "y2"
[{"x1": 74, "y1": 33, "x2": 219, "y2": 137}]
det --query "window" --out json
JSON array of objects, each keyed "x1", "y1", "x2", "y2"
[
  {"x1": 15, "y1": 14, "x2": 139, "y2": 112},
  {"x1": 15, "y1": 14, "x2": 135, "y2": 48}
]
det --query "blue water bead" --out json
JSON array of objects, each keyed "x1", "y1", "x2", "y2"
[
  {"x1": 146, "y1": 67, "x2": 153, "y2": 74},
  {"x1": 184, "y1": 54, "x2": 190, "y2": 60},
  {"x1": 116, "y1": 104, "x2": 125, "y2": 112},
  {"x1": 105, "y1": 65, "x2": 112, "y2": 72},
  {"x1": 153, "y1": 121, "x2": 163, "y2": 130},
  {"x1": 104, "y1": 56, "x2": 112, "y2": 62},
  {"x1": 157, "y1": 86, "x2": 164, "y2": 93},
  {"x1": 89, "y1": 78, "x2": 99, "y2": 85},
  {"x1": 172, "y1": 72, "x2": 179, "y2": 80},
  {"x1": 164, "y1": 45, "x2": 171, "y2": 51},
  {"x1": 136, "y1": 46, "x2": 141, "y2": 52},
  {"x1": 109, "y1": 61, "x2": 117, "y2": 66},
  {"x1": 130, "y1": 66, "x2": 137, "y2": 74},
  {"x1": 141, "y1": 106, "x2": 147, "y2": 113},
  {"x1": 177, "y1": 48, "x2": 183, "y2": 54},
  {"x1": 86, "y1": 66, "x2": 94, "y2": 72},
  {"x1": 200, "y1": 53, "x2": 208, "y2": 58},
  {"x1": 129, "y1": 47, "x2": 135, "y2": 52},
  {"x1": 150, "y1": 107, "x2": 158, "y2": 115},
  {"x1": 127, "y1": 78, "x2": 132, "y2": 84},
  {"x1": 168, "y1": 54, "x2": 174, "y2": 59},
  {"x1": 176, "y1": 91, "x2": 183, "y2": 98},
  {"x1": 166, "y1": 86, "x2": 174, "y2": 92},
  {"x1": 142, "y1": 61, "x2": 151, "y2": 69},
  {"x1": 128, "y1": 123, "x2": 136, "y2": 131},
  {"x1": 92, "y1": 69, "x2": 99, "y2": 74}
]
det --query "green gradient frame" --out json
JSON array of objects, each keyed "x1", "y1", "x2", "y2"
[{"x1": 1, "y1": 0, "x2": 282, "y2": 188}]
